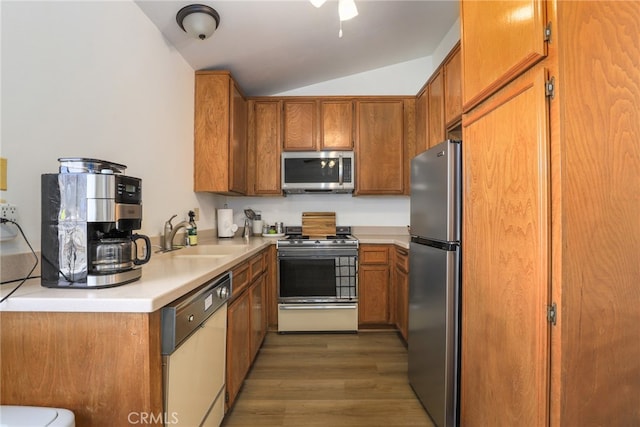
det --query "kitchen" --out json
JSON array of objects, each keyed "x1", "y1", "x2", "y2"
[{"x1": 1, "y1": 1, "x2": 639, "y2": 427}]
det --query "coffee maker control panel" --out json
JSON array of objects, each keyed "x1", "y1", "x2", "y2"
[{"x1": 116, "y1": 175, "x2": 142, "y2": 204}]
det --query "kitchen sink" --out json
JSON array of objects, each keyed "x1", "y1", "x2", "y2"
[{"x1": 166, "y1": 244, "x2": 248, "y2": 259}]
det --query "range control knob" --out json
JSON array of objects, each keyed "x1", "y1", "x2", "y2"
[{"x1": 217, "y1": 286, "x2": 230, "y2": 300}]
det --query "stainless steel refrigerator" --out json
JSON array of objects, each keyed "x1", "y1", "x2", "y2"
[{"x1": 408, "y1": 139, "x2": 461, "y2": 427}]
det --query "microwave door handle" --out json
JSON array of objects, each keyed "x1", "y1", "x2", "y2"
[{"x1": 338, "y1": 155, "x2": 344, "y2": 185}]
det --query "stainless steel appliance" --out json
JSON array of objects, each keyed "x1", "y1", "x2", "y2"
[
  {"x1": 281, "y1": 151, "x2": 354, "y2": 194},
  {"x1": 161, "y1": 272, "x2": 231, "y2": 427},
  {"x1": 277, "y1": 226, "x2": 358, "y2": 332},
  {"x1": 41, "y1": 158, "x2": 151, "y2": 288},
  {"x1": 408, "y1": 140, "x2": 461, "y2": 427}
]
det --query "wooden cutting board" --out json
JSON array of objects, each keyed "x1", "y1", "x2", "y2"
[{"x1": 302, "y1": 212, "x2": 336, "y2": 237}]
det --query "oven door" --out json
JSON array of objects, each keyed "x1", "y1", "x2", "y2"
[{"x1": 277, "y1": 248, "x2": 358, "y2": 303}]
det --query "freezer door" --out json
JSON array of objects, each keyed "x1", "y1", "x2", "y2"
[
  {"x1": 410, "y1": 140, "x2": 461, "y2": 242},
  {"x1": 408, "y1": 240, "x2": 459, "y2": 427}
]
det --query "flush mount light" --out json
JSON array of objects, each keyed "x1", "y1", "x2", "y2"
[{"x1": 176, "y1": 4, "x2": 220, "y2": 40}]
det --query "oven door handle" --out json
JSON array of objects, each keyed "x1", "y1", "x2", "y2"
[{"x1": 280, "y1": 304, "x2": 358, "y2": 310}]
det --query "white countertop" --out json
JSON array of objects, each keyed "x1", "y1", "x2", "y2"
[
  {"x1": 0, "y1": 237, "x2": 274, "y2": 314},
  {"x1": 0, "y1": 231, "x2": 409, "y2": 314}
]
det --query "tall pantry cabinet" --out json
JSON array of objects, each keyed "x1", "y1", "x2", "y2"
[{"x1": 459, "y1": 1, "x2": 640, "y2": 426}]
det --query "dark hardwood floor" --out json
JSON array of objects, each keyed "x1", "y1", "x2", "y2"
[{"x1": 222, "y1": 331, "x2": 434, "y2": 426}]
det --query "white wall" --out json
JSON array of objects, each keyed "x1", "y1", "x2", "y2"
[
  {"x1": 0, "y1": 1, "x2": 459, "y2": 255},
  {"x1": 0, "y1": 0, "x2": 219, "y2": 255}
]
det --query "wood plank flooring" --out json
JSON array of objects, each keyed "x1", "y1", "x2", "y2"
[{"x1": 222, "y1": 331, "x2": 434, "y2": 426}]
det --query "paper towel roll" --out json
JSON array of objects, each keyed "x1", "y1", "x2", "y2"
[{"x1": 217, "y1": 209, "x2": 237, "y2": 237}]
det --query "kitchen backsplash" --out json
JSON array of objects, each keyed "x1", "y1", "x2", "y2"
[{"x1": 223, "y1": 195, "x2": 410, "y2": 229}]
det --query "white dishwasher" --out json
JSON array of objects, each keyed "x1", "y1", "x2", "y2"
[{"x1": 161, "y1": 272, "x2": 231, "y2": 427}]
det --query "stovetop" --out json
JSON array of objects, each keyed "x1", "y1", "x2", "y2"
[{"x1": 277, "y1": 226, "x2": 358, "y2": 248}]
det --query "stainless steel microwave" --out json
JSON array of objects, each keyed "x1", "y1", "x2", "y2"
[{"x1": 281, "y1": 151, "x2": 355, "y2": 194}]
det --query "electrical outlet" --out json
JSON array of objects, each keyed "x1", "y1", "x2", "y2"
[
  {"x1": 193, "y1": 208, "x2": 200, "y2": 221},
  {"x1": 0, "y1": 203, "x2": 19, "y2": 241},
  {"x1": 0, "y1": 203, "x2": 18, "y2": 222}
]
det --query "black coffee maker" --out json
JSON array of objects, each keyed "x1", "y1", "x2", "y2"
[{"x1": 41, "y1": 158, "x2": 151, "y2": 288}]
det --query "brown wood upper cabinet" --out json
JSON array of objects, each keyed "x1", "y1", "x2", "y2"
[
  {"x1": 355, "y1": 99, "x2": 405, "y2": 195},
  {"x1": 427, "y1": 68, "x2": 445, "y2": 148},
  {"x1": 282, "y1": 99, "x2": 354, "y2": 151},
  {"x1": 461, "y1": 0, "x2": 547, "y2": 111},
  {"x1": 194, "y1": 71, "x2": 248, "y2": 195},
  {"x1": 443, "y1": 43, "x2": 462, "y2": 128},
  {"x1": 283, "y1": 100, "x2": 317, "y2": 150},
  {"x1": 248, "y1": 100, "x2": 282, "y2": 195},
  {"x1": 320, "y1": 99, "x2": 354, "y2": 150}
]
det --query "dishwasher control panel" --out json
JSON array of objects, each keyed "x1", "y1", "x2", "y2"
[{"x1": 160, "y1": 271, "x2": 231, "y2": 355}]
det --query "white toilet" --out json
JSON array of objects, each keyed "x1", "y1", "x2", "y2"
[{"x1": 0, "y1": 406, "x2": 75, "y2": 427}]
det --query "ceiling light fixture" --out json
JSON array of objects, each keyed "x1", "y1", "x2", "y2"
[
  {"x1": 176, "y1": 4, "x2": 220, "y2": 40},
  {"x1": 309, "y1": 0, "x2": 358, "y2": 38},
  {"x1": 338, "y1": 0, "x2": 358, "y2": 21}
]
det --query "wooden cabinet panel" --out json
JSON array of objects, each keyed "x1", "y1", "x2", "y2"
[
  {"x1": 355, "y1": 100, "x2": 405, "y2": 194},
  {"x1": 361, "y1": 245, "x2": 389, "y2": 264},
  {"x1": 428, "y1": 69, "x2": 445, "y2": 148},
  {"x1": 444, "y1": 44, "x2": 462, "y2": 127},
  {"x1": 265, "y1": 245, "x2": 278, "y2": 329},
  {"x1": 230, "y1": 83, "x2": 248, "y2": 193},
  {"x1": 226, "y1": 290, "x2": 251, "y2": 411},
  {"x1": 415, "y1": 87, "x2": 428, "y2": 156},
  {"x1": 359, "y1": 265, "x2": 390, "y2": 325},
  {"x1": 194, "y1": 71, "x2": 247, "y2": 194},
  {"x1": 359, "y1": 245, "x2": 391, "y2": 325},
  {"x1": 231, "y1": 261, "x2": 249, "y2": 298},
  {"x1": 249, "y1": 275, "x2": 266, "y2": 361},
  {"x1": 283, "y1": 100, "x2": 317, "y2": 150},
  {"x1": 251, "y1": 100, "x2": 281, "y2": 195},
  {"x1": 461, "y1": 66, "x2": 550, "y2": 426},
  {"x1": 320, "y1": 100, "x2": 353, "y2": 150},
  {"x1": 461, "y1": 0, "x2": 547, "y2": 110},
  {"x1": 391, "y1": 247, "x2": 409, "y2": 341},
  {"x1": 0, "y1": 312, "x2": 163, "y2": 426}
]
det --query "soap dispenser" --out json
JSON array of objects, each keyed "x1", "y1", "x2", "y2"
[{"x1": 187, "y1": 210, "x2": 198, "y2": 246}]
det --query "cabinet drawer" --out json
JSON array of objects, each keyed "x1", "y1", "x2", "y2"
[
  {"x1": 231, "y1": 262, "x2": 249, "y2": 298},
  {"x1": 395, "y1": 248, "x2": 409, "y2": 273},
  {"x1": 360, "y1": 245, "x2": 389, "y2": 264},
  {"x1": 249, "y1": 253, "x2": 264, "y2": 281}
]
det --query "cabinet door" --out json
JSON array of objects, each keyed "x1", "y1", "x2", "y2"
[
  {"x1": 428, "y1": 69, "x2": 445, "y2": 148},
  {"x1": 355, "y1": 100, "x2": 405, "y2": 194},
  {"x1": 226, "y1": 291, "x2": 251, "y2": 411},
  {"x1": 359, "y1": 245, "x2": 391, "y2": 325},
  {"x1": 320, "y1": 100, "x2": 353, "y2": 150},
  {"x1": 415, "y1": 88, "x2": 428, "y2": 156},
  {"x1": 283, "y1": 100, "x2": 317, "y2": 150},
  {"x1": 230, "y1": 83, "x2": 248, "y2": 194},
  {"x1": 194, "y1": 73, "x2": 231, "y2": 193},
  {"x1": 461, "y1": 0, "x2": 547, "y2": 109},
  {"x1": 249, "y1": 275, "x2": 266, "y2": 362},
  {"x1": 251, "y1": 101, "x2": 281, "y2": 195},
  {"x1": 444, "y1": 45, "x2": 462, "y2": 127},
  {"x1": 461, "y1": 66, "x2": 550, "y2": 426},
  {"x1": 194, "y1": 72, "x2": 247, "y2": 195},
  {"x1": 358, "y1": 265, "x2": 390, "y2": 325}
]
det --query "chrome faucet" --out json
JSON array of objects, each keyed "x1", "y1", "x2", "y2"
[
  {"x1": 243, "y1": 218, "x2": 251, "y2": 240},
  {"x1": 164, "y1": 214, "x2": 191, "y2": 251}
]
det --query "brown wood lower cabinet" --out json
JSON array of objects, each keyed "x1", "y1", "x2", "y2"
[
  {"x1": 0, "y1": 311, "x2": 163, "y2": 427},
  {"x1": 226, "y1": 249, "x2": 269, "y2": 411},
  {"x1": 358, "y1": 245, "x2": 391, "y2": 326},
  {"x1": 393, "y1": 247, "x2": 409, "y2": 341}
]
